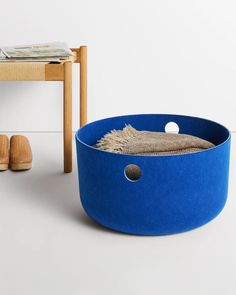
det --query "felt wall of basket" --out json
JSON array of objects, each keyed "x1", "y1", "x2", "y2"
[{"x1": 76, "y1": 114, "x2": 231, "y2": 235}]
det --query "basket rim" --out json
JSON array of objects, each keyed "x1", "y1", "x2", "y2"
[{"x1": 75, "y1": 113, "x2": 231, "y2": 158}]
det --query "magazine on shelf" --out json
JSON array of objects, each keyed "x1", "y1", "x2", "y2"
[{"x1": 0, "y1": 42, "x2": 73, "y2": 62}]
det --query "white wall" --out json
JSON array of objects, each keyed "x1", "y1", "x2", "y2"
[{"x1": 1, "y1": 0, "x2": 236, "y2": 132}]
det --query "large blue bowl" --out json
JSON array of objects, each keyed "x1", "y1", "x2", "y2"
[{"x1": 75, "y1": 114, "x2": 231, "y2": 235}]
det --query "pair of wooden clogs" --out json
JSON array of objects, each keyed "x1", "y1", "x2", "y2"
[{"x1": 0, "y1": 135, "x2": 32, "y2": 171}]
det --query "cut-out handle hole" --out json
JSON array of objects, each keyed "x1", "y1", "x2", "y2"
[
  {"x1": 165, "y1": 122, "x2": 179, "y2": 134},
  {"x1": 124, "y1": 164, "x2": 142, "y2": 181}
]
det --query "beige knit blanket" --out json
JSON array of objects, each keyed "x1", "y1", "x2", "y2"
[{"x1": 96, "y1": 125, "x2": 214, "y2": 155}]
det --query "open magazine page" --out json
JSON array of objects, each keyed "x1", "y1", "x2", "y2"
[{"x1": 0, "y1": 42, "x2": 73, "y2": 59}]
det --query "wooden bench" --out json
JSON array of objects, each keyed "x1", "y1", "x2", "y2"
[{"x1": 0, "y1": 46, "x2": 87, "y2": 173}]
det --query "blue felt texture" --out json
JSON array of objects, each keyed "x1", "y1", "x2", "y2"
[{"x1": 75, "y1": 114, "x2": 231, "y2": 235}]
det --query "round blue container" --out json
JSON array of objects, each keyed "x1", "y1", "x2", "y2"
[{"x1": 75, "y1": 114, "x2": 231, "y2": 235}]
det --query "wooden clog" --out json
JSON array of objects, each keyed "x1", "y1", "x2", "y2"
[
  {"x1": 10, "y1": 135, "x2": 32, "y2": 171},
  {"x1": 0, "y1": 135, "x2": 9, "y2": 171}
]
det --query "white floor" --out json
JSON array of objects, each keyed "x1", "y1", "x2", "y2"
[{"x1": 0, "y1": 132, "x2": 235, "y2": 295}]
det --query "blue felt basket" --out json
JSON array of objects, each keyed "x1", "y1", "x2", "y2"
[{"x1": 75, "y1": 114, "x2": 231, "y2": 235}]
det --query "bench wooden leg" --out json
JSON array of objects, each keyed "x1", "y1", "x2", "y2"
[
  {"x1": 79, "y1": 46, "x2": 87, "y2": 127},
  {"x1": 63, "y1": 62, "x2": 72, "y2": 173}
]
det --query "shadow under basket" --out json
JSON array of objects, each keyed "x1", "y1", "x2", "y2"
[{"x1": 75, "y1": 114, "x2": 231, "y2": 235}]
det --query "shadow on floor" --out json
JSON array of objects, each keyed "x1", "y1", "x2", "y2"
[{"x1": 4, "y1": 165, "x2": 118, "y2": 235}]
